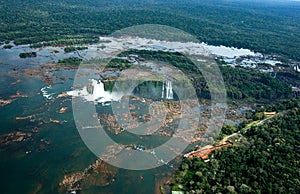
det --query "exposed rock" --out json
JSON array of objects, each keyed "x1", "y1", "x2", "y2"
[
  {"x1": 58, "y1": 107, "x2": 68, "y2": 114},
  {"x1": 57, "y1": 93, "x2": 69, "y2": 98},
  {"x1": 16, "y1": 115, "x2": 34, "y2": 120},
  {"x1": 98, "y1": 99, "x2": 201, "y2": 139},
  {"x1": 10, "y1": 91, "x2": 27, "y2": 99},
  {"x1": 23, "y1": 67, "x2": 56, "y2": 85},
  {"x1": 0, "y1": 92, "x2": 27, "y2": 107},
  {"x1": 99, "y1": 114, "x2": 122, "y2": 134},
  {"x1": 50, "y1": 119, "x2": 60, "y2": 124},
  {"x1": 59, "y1": 159, "x2": 117, "y2": 192},
  {"x1": 0, "y1": 98, "x2": 13, "y2": 106},
  {"x1": 0, "y1": 131, "x2": 32, "y2": 146},
  {"x1": 11, "y1": 79, "x2": 21, "y2": 85}
]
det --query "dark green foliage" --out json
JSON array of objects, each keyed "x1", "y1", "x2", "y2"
[
  {"x1": 30, "y1": 36, "x2": 99, "y2": 48},
  {"x1": 265, "y1": 97, "x2": 300, "y2": 112},
  {"x1": 119, "y1": 50, "x2": 199, "y2": 73},
  {"x1": 64, "y1": 46, "x2": 88, "y2": 53},
  {"x1": 221, "y1": 124, "x2": 238, "y2": 136},
  {"x1": 221, "y1": 66, "x2": 292, "y2": 101},
  {"x1": 277, "y1": 72, "x2": 300, "y2": 89},
  {"x1": 106, "y1": 58, "x2": 132, "y2": 70},
  {"x1": 172, "y1": 97, "x2": 300, "y2": 194},
  {"x1": 19, "y1": 52, "x2": 37, "y2": 58},
  {"x1": 3, "y1": 44, "x2": 13, "y2": 49},
  {"x1": 118, "y1": 50, "x2": 292, "y2": 101},
  {"x1": 58, "y1": 57, "x2": 82, "y2": 66},
  {"x1": 118, "y1": 49, "x2": 212, "y2": 99},
  {"x1": 0, "y1": 1, "x2": 299, "y2": 60}
]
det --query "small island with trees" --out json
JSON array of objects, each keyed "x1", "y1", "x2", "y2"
[
  {"x1": 19, "y1": 52, "x2": 37, "y2": 58},
  {"x1": 64, "y1": 46, "x2": 88, "y2": 53}
]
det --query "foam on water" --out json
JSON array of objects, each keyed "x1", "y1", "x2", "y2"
[{"x1": 41, "y1": 86, "x2": 56, "y2": 100}]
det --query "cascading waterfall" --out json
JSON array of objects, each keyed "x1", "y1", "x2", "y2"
[
  {"x1": 294, "y1": 65, "x2": 300, "y2": 73},
  {"x1": 67, "y1": 79, "x2": 122, "y2": 103},
  {"x1": 161, "y1": 81, "x2": 165, "y2": 99},
  {"x1": 166, "y1": 80, "x2": 173, "y2": 99},
  {"x1": 161, "y1": 80, "x2": 173, "y2": 100}
]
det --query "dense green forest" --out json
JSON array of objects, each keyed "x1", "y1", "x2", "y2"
[
  {"x1": 221, "y1": 66, "x2": 292, "y2": 101},
  {"x1": 172, "y1": 97, "x2": 300, "y2": 194},
  {"x1": 116, "y1": 50, "x2": 292, "y2": 101},
  {"x1": 0, "y1": 0, "x2": 299, "y2": 60},
  {"x1": 1, "y1": 1, "x2": 299, "y2": 193}
]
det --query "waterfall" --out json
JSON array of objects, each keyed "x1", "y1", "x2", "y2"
[
  {"x1": 161, "y1": 80, "x2": 173, "y2": 100},
  {"x1": 67, "y1": 79, "x2": 122, "y2": 103},
  {"x1": 294, "y1": 65, "x2": 300, "y2": 73},
  {"x1": 166, "y1": 80, "x2": 173, "y2": 100},
  {"x1": 161, "y1": 81, "x2": 165, "y2": 99}
]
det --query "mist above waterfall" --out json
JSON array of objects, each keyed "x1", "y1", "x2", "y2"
[{"x1": 67, "y1": 79, "x2": 123, "y2": 103}]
